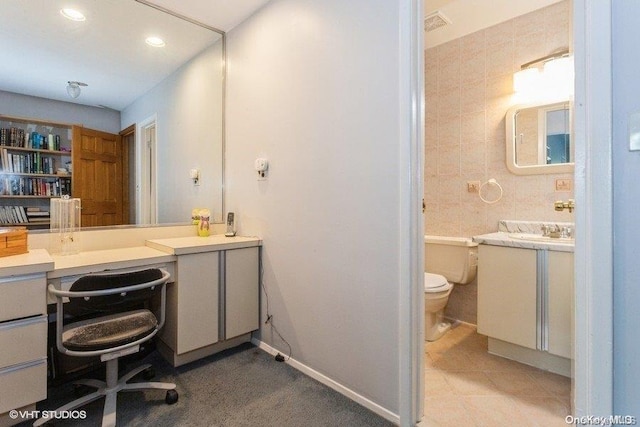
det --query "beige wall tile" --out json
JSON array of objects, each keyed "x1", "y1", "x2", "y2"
[
  {"x1": 460, "y1": 111, "x2": 485, "y2": 145},
  {"x1": 460, "y1": 82, "x2": 485, "y2": 115},
  {"x1": 485, "y1": 20, "x2": 514, "y2": 47},
  {"x1": 437, "y1": 89, "x2": 461, "y2": 121},
  {"x1": 438, "y1": 117, "x2": 460, "y2": 146},
  {"x1": 460, "y1": 143, "x2": 486, "y2": 175},
  {"x1": 486, "y1": 40, "x2": 515, "y2": 79},
  {"x1": 425, "y1": 147, "x2": 438, "y2": 177},
  {"x1": 437, "y1": 145, "x2": 461, "y2": 176}
]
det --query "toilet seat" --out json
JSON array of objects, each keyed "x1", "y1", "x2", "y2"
[{"x1": 424, "y1": 272, "x2": 453, "y2": 293}]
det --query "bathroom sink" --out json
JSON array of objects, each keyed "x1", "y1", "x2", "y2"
[{"x1": 508, "y1": 233, "x2": 574, "y2": 244}]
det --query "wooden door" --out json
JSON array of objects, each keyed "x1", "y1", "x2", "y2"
[{"x1": 72, "y1": 126, "x2": 124, "y2": 227}]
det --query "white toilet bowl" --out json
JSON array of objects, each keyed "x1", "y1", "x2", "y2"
[{"x1": 424, "y1": 272, "x2": 453, "y2": 342}]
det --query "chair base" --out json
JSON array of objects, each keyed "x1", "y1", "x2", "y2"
[{"x1": 33, "y1": 359, "x2": 177, "y2": 427}]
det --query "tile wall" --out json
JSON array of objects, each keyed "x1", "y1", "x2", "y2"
[{"x1": 424, "y1": 1, "x2": 573, "y2": 324}]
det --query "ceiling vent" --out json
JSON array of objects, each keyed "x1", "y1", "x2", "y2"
[{"x1": 424, "y1": 10, "x2": 451, "y2": 32}]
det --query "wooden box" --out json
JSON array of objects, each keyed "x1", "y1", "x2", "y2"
[{"x1": 0, "y1": 227, "x2": 28, "y2": 257}]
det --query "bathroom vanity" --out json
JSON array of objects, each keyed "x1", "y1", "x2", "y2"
[{"x1": 474, "y1": 221, "x2": 573, "y2": 377}]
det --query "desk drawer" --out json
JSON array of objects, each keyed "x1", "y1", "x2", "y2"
[
  {"x1": 0, "y1": 359, "x2": 47, "y2": 414},
  {"x1": 0, "y1": 275, "x2": 46, "y2": 322},
  {"x1": 0, "y1": 316, "x2": 47, "y2": 369}
]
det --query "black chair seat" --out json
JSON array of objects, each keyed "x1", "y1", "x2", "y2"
[{"x1": 62, "y1": 309, "x2": 158, "y2": 351}]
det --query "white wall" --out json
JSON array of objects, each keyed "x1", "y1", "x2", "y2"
[
  {"x1": 0, "y1": 90, "x2": 120, "y2": 133},
  {"x1": 225, "y1": 0, "x2": 405, "y2": 417},
  {"x1": 612, "y1": 1, "x2": 640, "y2": 416},
  {"x1": 121, "y1": 41, "x2": 224, "y2": 224}
]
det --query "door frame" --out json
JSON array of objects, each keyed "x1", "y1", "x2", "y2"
[
  {"x1": 119, "y1": 124, "x2": 135, "y2": 225},
  {"x1": 401, "y1": 0, "x2": 424, "y2": 425},
  {"x1": 572, "y1": 0, "x2": 613, "y2": 415},
  {"x1": 406, "y1": 0, "x2": 614, "y2": 423},
  {"x1": 136, "y1": 114, "x2": 158, "y2": 225}
]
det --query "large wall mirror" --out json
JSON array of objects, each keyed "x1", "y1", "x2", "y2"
[
  {"x1": 505, "y1": 101, "x2": 573, "y2": 175},
  {"x1": 0, "y1": 0, "x2": 224, "y2": 228}
]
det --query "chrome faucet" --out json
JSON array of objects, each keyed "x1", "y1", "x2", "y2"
[
  {"x1": 541, "y1": 224, "x2": 563, "y2": 238},
  {"x1": 554, "y1": 199, "x2": 575, "y2": 213}
]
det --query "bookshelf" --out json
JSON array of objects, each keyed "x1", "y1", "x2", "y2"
[{"x1": 0, "y1": 115, "x2": 75, "y2": 228}]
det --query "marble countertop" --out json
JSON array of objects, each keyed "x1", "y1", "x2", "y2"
[{"x1": 473, "y1": 231, "x2": 574, "y2": 252}]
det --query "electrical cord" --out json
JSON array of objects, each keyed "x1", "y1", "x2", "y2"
[{"x1": 260, "y1": 255, "x2": 292, "y2": 362}]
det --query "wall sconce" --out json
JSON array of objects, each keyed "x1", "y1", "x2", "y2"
[
  {"x1": 513, "y1": 49, "x2": 574, "y2": 103},
  {"x1": 66, "y1": 81, "x2": 87, "y2": 99}
]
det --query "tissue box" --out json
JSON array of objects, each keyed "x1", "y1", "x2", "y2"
[{"x1": 0, "y1": 227, "x2": 27, "y2": 257}]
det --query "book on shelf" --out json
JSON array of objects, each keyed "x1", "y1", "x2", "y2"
[
  {"x1": 0, "y1": 205, "x2": 33, "y2": 224},
  {"x1": 0, "y1": 128, "x2": 64, "y2": 150}
]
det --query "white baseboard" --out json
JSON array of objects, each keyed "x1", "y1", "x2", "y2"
[{"x1": 250, "y1": 338, "x2": 400, "y2": 425}]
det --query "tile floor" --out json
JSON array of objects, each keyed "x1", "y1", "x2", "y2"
[{"x1": 423, "y1": 322, "x2": 571, "y2": 427}]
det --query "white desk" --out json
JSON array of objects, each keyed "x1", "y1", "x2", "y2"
[{"x1": 0, "y1": 235, "x2": 261, "y2": 425}]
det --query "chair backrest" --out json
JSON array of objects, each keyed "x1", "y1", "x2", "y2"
[{"x1": 66, "y1": 268, "x2": 165, "y2": 318}]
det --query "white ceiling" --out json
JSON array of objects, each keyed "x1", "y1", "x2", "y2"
[
  {"x1": 0, "y1": 0, "x2": 269, "y2": 111},
  {"x1": 424, "y1": 0, "x2": 564, "y2": 49}
]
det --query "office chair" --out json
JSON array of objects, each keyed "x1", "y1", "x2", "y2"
[{"x1": 35, "y1": 268, "x2": 178, "y2": 427}]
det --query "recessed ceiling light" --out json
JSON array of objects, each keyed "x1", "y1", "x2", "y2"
[
  {"x1": 145, "y1": 36, "x2": 166, "y2": 48},
  {"x1": 60, "y1": 8, "x2": 86, "y2": 22}
]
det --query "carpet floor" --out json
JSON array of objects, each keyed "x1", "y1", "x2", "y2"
[{"x1": 20, "y1": 343, "x2": 393, "y2": 427}]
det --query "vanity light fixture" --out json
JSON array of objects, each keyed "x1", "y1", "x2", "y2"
[
  {"x1": 60, "y1": 8, "x2": 86, "y2": 21},
  {"x1": 145, "y1": 36, "x2": 166, "y2": 48},
  {"x1": 513, "y1": 49, "x2": 574, "y2": 103},
  {"x1": 66, "y1": 81, "x2": 87, "y2": 99}
]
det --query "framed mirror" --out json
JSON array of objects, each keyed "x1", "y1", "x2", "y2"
[
  {"x1": 0, "y1": 0, "x2": 225, "y2": 228},
  {"x1": 505, "y1": 101, "x2": 573, "y2": 175}
]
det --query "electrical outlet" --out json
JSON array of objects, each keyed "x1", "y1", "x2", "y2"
[
  {"x1": 555, "y1": 179, "x2": 572, "y2": 191},
  {"x1": 467, "y1": 181, "x2": 480, "y2": 193}
]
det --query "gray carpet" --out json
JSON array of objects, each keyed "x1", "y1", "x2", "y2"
[{"x1": 21, "y1": 343, "x2": 394, "y2": 426}]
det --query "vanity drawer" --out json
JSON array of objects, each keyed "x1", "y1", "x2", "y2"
[
  {"x1": 0, "y1": 275, "x2": 46, "y2": 323},
  {"x1": 0, "y1": 359, "x2": 47, "y2": 414},
  {"x1": 0, "y1": 316, "x2": 47, "y2": 369}
]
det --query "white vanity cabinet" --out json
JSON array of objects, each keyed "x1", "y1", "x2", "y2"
[
  {"x1": 477, "y1": 243, "x2": 573, "y2": 376},
  {"x1": 477, "y1": 245, "x2": 538, "y2": 350},
  {"x1": 161, "y1": 246, "x2": 260, "y2": 354},
  {"x1": 547, "y1": 251, "x2": 574, "y2": 359},
  {"x1": 166, "y1": 251, "x2": 220, "y2": 355},
  {"x1": 224, "y1": 247, "x2": 260, "y2": 340},
  {"x1": 147, "y1": 236, "x2": 261, "y2": 367}
]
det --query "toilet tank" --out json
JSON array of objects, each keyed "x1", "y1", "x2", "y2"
[{"x1": 424, "y1": 235, "x2": 478, "y2": 284}]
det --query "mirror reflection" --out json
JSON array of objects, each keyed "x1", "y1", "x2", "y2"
[
  {"x1": 506, "y1": 101, "x2": 573, "y2": 175},
  {"x1": 0, "y1": 0, "x2": 224, "y2": 228}
]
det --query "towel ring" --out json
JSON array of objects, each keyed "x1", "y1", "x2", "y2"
[{"x1": 479, "y1": 178, "x2": 503, "y2": 204}]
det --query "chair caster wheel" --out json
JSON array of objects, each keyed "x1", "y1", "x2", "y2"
[
  {"x1": 142, "y1": 367, "x2": 155, "y2": 380},
  {"x1": 165, "y1": 389, "x2": 179, "y2": 405}
]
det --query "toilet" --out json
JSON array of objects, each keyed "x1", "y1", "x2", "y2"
[{"x1": 424, "y1": 235, "x2": 478, "y2": 341}]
